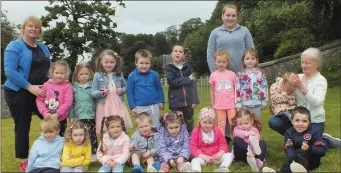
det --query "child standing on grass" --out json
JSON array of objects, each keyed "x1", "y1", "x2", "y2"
[
  {"x1": 36, "y1": 60, "x2": 73, "y2": 137},
  {"x1": 235, "y1": 48, "x2": 268, "y2": 118},
  {"x1": 129, "y1": 112, "x2": 161, "y2": 173},
  {"x1": 209, "y1": 49, "x2": 237, "y2": 144},
  {"x1": 60, "y1": 120, "x2": 91, "y2": 172},
  {"x1": 262, "y1": 107, "x2": 328, "y2": 173},
  {"x1": 26, "y1": 117, "x2": 64, "y2": 173},
  {"x1": 127, "y1": 49, "x2": 165, "y2": 129},
  {"x1": 69, "y1": 62, "x2": 98, "y2": 161},
  {"x1": 164, "y1": 44, "x2": 199, "y2": 134},
  {"x1": 190, "y1": 107, "x2": 234, "y2": 172},
  {"x1": 232, "y1": 109, "x2": 267, "y2": 172},
  {"x1": 158, "y1": 112, "x2": 193, "y2": 172},
  {"x1": 97, "y1": 115, "x2": 130, "y2": 172},
  {"x1": 91, "y1": 50, "x2": 133, "y2": 134}
]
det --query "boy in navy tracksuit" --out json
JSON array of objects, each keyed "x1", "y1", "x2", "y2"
[
  {"x1": 262, "y1": 107, "x2": 327, "y2": 173},
  {"x1": 127, "y1": 49, "x2": 165, "y2": 128}
]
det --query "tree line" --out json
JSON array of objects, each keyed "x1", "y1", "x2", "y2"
[{"x1": 1, "y1": 0, "x2": 340, "y2": 82}]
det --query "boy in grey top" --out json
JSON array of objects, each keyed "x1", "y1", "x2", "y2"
[{"x1": 129, "y1": 112, "x2": 161, "y2": 172}]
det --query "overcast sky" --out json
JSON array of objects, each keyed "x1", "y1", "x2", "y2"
[{"x1": 2, "y1": 1, "x2": 217, "y2": 35}]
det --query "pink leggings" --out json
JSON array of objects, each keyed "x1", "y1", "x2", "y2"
[{"x1": 216, "y1": 109, "x2": 236, "y2": 137}]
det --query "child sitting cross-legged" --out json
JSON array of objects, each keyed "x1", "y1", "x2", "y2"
[
  {"x1": 190, "y1": 107, "x2": 234, "y2": 172},
  {"x1": 130, "y1": 112, "x2": 161, "y2": 173},
  {"x1": 26, "y1": 117, "x2": 64, "y2": 173},
  {"x1": 262, "y1": 107, "x2": 328, "y2": 173}
]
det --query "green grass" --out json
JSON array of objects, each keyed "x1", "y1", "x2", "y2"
[{"x1": 1, "y1": 87, "x2": 340, "y2": 172}]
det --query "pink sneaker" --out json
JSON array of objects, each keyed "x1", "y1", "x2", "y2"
[
  {"x1": 256, "y1": 159, "x2": 263, "y2": 170},
  {"x1": 20, "y1": 160, "x2": 28, "y2": 172}
]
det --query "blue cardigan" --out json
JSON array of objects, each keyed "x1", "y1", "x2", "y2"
[{"x1": 4, "y1": 38, "x2": 51, "y2": 91}]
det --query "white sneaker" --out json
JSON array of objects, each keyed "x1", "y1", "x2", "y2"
[
  {"x1": 182, "y1": 162, "x2": 193, "y2": 172},
  {"x1": 247, "y1": 157, "x2": 259, "y2": 172},
  {"x1": 290, "y1": 161, "x2": 307, "y2": 173},
  {"x1": 214, "y1": 166, "x2": 229, "y2": 172},
  {"x1": 249, "y1": 136, "x2": 261, "y2": 155},
  {"x1": 262, "y1": 167, "x2": 276, "y2": 172},
  {"x1": 147, "y1": 165, "x2": 157, "y2": 172}
]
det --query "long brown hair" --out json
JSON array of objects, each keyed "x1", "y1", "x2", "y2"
[
  {"x1": 72, "y1": 62, "x2": 94, "y2": 84},
  {"x1": 99, "y1": 115, "x2": 126, "y2": 153},
  {"x1": 95, "y1": 49, "x2": 122, "y2": 73},
  {"x1": 231, "y1": 109, "x2": 261, "y2": 132},
  {"x1": 64, "y1": 120, "x2": 90, "y2": 145}
]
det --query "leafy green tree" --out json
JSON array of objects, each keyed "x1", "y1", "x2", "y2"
[
  {"x1": 162, "y1": 25, "x2": 178, "y2": 50},
  {"x1": 178, "y1": 18, "x2": 204, "y2": 44},
  {"x1": 1, "y1": 11, "x2": 18, "y2": 84},
  {"x1": 41, "y1": 0, "x2": 124, "y2": 70},
  {"x1": 153, "y1": 32, "x2": 169, "y2": 56}
]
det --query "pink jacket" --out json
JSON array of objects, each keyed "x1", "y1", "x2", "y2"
[
  {"x1": 233, "y1": 126, "x2": 260, "y2": 144},
  {"x1": 36, "y1": 79, "x2": 72, "y2": 120},
  {"x1": 190, "y1": 126, "x2": 228, "y2": 157},
  {"x1": 96, "y1": 131, "x2": 130, "y2": 165}
]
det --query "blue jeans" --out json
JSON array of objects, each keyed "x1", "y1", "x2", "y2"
[
  {"x1": 268, "y1": 114, "x2": 293, "y2": 136},
  {"x1": 98, "y1": 164, "x2": 124, "y2": 173}
]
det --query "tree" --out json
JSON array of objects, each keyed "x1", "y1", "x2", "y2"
[
  {"x1": 153, "y1": 32, "x2": 169, "y2": 56},
  {"x1": 1, "y1": 11, "x2": 18, "y2": 84},
  {"x1": 178, "y1": 18, "x2": 204, "y2": 44},
  {"x1": 162, "y1": 25, "x2": 178, "y2": 50},
  {"x1": 41, "y1": 0, "x2": 125, "y2": 70}
]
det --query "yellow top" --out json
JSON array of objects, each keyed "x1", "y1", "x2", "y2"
[{"x1": 61, "y1": 142, "x2": 91, "y2": 169}]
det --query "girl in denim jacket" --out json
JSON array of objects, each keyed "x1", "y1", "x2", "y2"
[{"x1": 91, "y1": 49, "x2": 133, "y2": 134}]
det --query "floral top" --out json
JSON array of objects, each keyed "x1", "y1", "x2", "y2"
[
  {"x1": 269, "y1": 77, "x2": 296, "y2": 115},
  {"x1": 235, "y1": 68, "x2": 268, "y2": 108}
]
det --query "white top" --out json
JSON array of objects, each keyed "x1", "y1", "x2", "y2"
[{"x1": 295, "y1": 72, "x2": 327, "y2": 123}]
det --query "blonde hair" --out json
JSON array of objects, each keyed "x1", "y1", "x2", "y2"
[
  {"x1": 64, "y1": 120, "x2": 90, "y2": 145},
  {"x1": 20, "y1": 16, "x2": 44, "y2": 41},
  {"x1": 95, "y1": 49, "x2": 122, "y2": 73},
  {"x1": 241, "y1": 48, "x2": 259, "y2": 70},
  {"x1": 72, "y1": 62, "x2": 94, "y2": 84},
  {"x1": 48, "y1": 60, "x2": 71, "y2": 79},
  {"x1": 222, "y1": 4, "x2": 238, "y2": 15},
  {"x1": 40, "y1": 117, "x2": 60, "y2": 132},
  {"x1": 135, "y1": 112, "x2": 153, "y2": 126},
  {"x1": 135, "y1": 49, "x2": 152, "y2": 63},
  {"x1": 214, "y1": 49, "x2": 231, "y2": 66},
  {"x1": 281, "y1": 72, "x2": 292, "y2": 83},
  {"x1": 301, "y1": 47, "x2": 322, "y2": 71}
]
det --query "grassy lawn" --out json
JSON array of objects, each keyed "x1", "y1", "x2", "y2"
[{"x1": 1, "y1": 87, "x2": 340, "y2": 172}]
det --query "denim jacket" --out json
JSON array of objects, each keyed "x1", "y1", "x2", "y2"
[{"x1": 91, "y1": 72, "x2": 127, "y2": 104}]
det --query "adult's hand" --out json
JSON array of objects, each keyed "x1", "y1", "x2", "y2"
[
  {"x1": 289, "y1": 73, "x2": 303, "y2": 89},
  {"x1": 27, "y1": 85, "x2": 44, "y2": 96}
]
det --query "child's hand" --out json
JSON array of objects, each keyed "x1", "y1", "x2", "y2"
[
  {"x1": 261, "y1": 106, "x2": 265, "y2": 110},
  {"x1": 44, "y1": 113, "x2": 52, "y2": 119},
  {"x1": 248, "y1": 131, "x2": 256, "y2": 136},
  {"x1": 107, "y1": 160, "x2": 116, "y2": 169},
  {"x1": 176, "y1": 157, "x2": 185, "y2": 164},
  {"x1": 68, "y1": 153, "x2": 73, "y2": 159},
  {"x1": 245, "y1": 132, "x2": 250, "y2": 137},
  {"x1": 247, "y1": 145, "x2": 255, "y2": 157},
  {"x1": 142, "y1": 152, "x2": 150, "y2": 159},
  {"x1": 191, "y1": 104, "x2": 197, "y2": 108},
  {"x1": 130, "y1": 143, "x2": 136, "y2": 149},
  {"x1": 212, "y1": 151, "x2": 224, "y2": 161},
  {"x1": 102, "y1": 89, "x2": 109, "y2": 97},
  {"x1": 189, "y1": 74, "x2": 195, "y2": 80},
  {"x1": 159, "y1": 103, "x2": 164, "y2": 110},
  {"x1": 116, "y1": 88, "x2": 123, "y2": 95},
  {"x1": 132, "y1": 108, "x2": 137, "y2": 116},
  {"x1": 200, "y1": 154, "x2": 212, "y2": 163},
  {"x1": 301, "y1": 141, "x2": 309, "y2": 151}
]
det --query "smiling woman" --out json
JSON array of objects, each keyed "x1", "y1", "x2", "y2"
[{"x1": 3, "y1": 16, "x2": 51, "y2": 171}]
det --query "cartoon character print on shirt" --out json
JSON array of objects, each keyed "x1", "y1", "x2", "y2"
[
  {"x1": 44, "y1": 89, "x2": 60, "y2": 114},
  {"x1": 216, "y1": 80, "x2": 232, "y2": 91}
]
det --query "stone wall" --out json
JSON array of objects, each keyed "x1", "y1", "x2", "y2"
[{"x1": 258, "y1": 40, "x2": 341, "y2": 83}]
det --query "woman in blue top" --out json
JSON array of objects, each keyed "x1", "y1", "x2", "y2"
[
  {"x1": 206, "y1": 4, "x2": 255, "y2": 144},
  {"x1": 4, "y1": 16, "x2": 51, "y2": 171}
]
